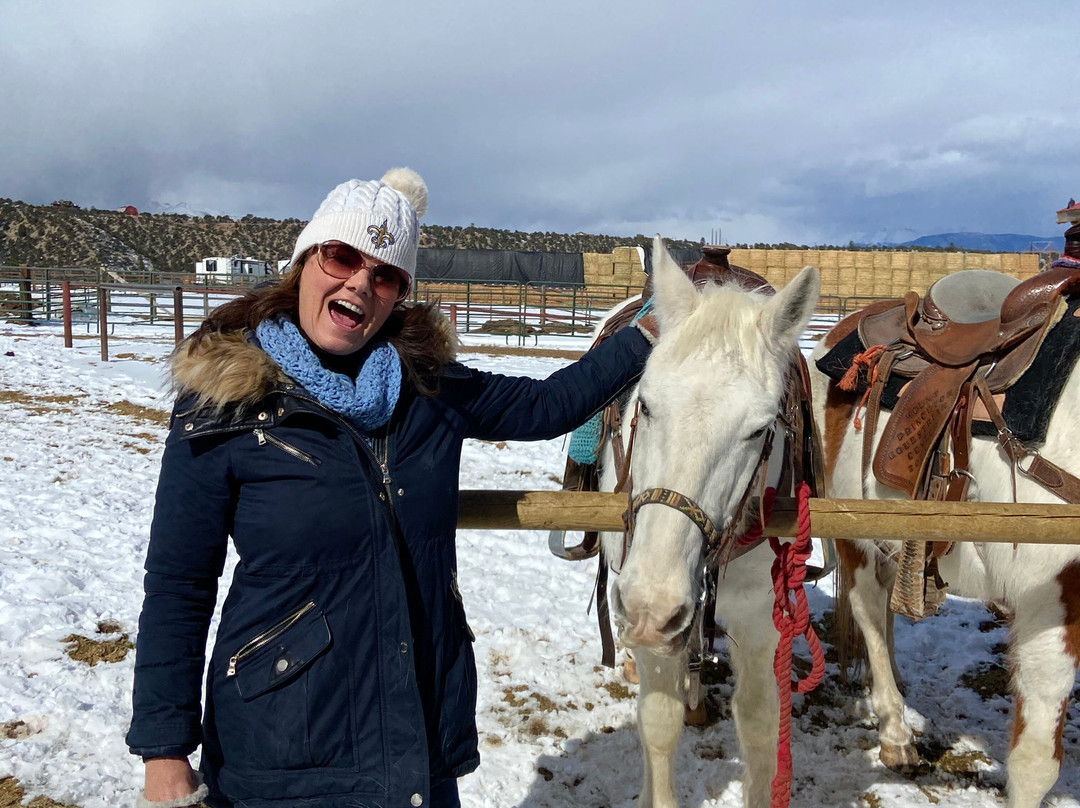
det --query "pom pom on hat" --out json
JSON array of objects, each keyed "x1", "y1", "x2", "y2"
[
  {"x1": 380, "y1": 167, "x2": 427, "y2": 218},
  {"x1": 290, "y1": 168, "x2": 428, "y2": 286}
]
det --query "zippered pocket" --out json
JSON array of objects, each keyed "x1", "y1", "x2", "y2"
[
  {"x1": 227, "y1": 601, "x2": 331, "y2": 701},
  {"x1": 253, "y1": 428, "x2": 321, "y2": 466}
]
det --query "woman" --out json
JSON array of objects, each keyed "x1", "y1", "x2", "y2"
[{"x1": 127, "y1": 168, "x2": 656, "y2": 808}]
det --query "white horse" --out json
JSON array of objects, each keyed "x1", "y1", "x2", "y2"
[
  {"x1": 599, "y1": 237, "x2": 820, "y2": 808},
  {"x1": 809, "y1": 298, "x2": 1080, "y2": 808}
]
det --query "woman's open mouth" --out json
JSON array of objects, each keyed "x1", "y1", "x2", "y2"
[{"x1": 328, "y1": 299, "x2": 365, "y2": 330}]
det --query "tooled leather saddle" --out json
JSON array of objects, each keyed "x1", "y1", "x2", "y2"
[{"x1": 823, "y1": 265, "x2": 1080, "y2": 617}]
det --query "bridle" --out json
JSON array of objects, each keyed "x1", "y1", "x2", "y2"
[
  {"x1": 595, "y1": 348, "x2": 824, "y2": 671},
  {"x1": 624, "y1": 427, "x2": 776, "y2": 570}
]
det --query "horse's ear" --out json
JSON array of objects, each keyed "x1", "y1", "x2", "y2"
[
  {"x1": 651, "y1": 235, "x2": 698, "y2": 331},
  {"x1": 759, "y1": 264, "x2": 820, "y2": 353}
]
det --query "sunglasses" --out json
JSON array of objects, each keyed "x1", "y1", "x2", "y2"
[{"x1": 314, "y1": 241, "x2": 410, "y2": 302}]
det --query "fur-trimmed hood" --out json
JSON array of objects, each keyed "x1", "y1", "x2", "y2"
[{"x1": 170, "y1": 305, "x2": 457, "y2": 411}]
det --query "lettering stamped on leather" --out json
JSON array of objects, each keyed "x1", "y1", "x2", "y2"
[{"x1": 873, "y1": 362, "x2": 977, "y2": 497}]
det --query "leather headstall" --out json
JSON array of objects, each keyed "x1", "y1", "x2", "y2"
[{"x1": 626, "y1": 426, "x2": 775, "y2": 571}]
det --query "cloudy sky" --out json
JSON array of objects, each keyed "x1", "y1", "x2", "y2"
[{"x1": 1, "y1": 0, "x2": 1075, "y2": 245}]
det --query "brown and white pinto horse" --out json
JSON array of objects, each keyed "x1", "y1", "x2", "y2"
[{"x1": 810, "y1": 301, "x2": 1080, "y2": 808}]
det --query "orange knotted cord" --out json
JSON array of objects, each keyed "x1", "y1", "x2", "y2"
[{"x1": 839, "y1": 344, "x2": 885, "y2": 431}]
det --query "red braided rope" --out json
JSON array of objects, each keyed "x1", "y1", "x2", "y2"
[
  {"x1": 768, "y1": 481, "x2": 824, "y2": 808},
  {"x1": 735, "y1": 483, "x2": 824, "y2": 808}
]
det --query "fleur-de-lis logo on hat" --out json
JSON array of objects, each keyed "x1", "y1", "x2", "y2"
[{"x1": 367, "y1": 219, "x2": 396, "y2": 249}]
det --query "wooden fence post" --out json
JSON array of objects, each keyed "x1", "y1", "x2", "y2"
[
  {"x1": 174, "y1": 286, "x2": 185, "y2": 344},
  {"x1": 62, "y1": 282, "x2": 73, "y2": 348},
  {"x1": 15, "y1": 268, "x2": 34, "y2": 324},
  {"x1": 98, "y1": 286, "x2": 108, "y2": 361}
]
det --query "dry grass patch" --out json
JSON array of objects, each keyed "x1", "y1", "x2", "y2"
[
  {"x1": 496, "y1": 686, "x2": 576, "y2": 739},
  {"x1": 530, "y1": 692, "x2": 559, "y2": 712},
  {"x1": 693, "y1": 739, "x2": 725, "y2": 761},
  {"x1": 2, "y1": 720, "x2": 37, "y2": 740},
  {"x1": 502, "y1": 686, "x2": 528, "y2": 708},
  {"x1": 123, "y1": 432, "x2": 160, "y2": 455},
  {"x1": 0, "y1": 390, "x2": 81, "y2": 415},
  {"x1": 61, "y1": 620, "x2": 134, "y2": 666},
  {"x1": 601, "y1": 681, "x2": 634, "y2": 701},
  {"x1": 105, "y1": 400, "x2": 168, "y2": 424},
  {"x1": 463, "y1": 344, "x2": 584, "y2": 360},
  {"x1": 859, "y1": 790, "x2": 884, "y2": 808},
  {"x1": 936, "y1": 748, "x2": 992, "y2": 775},
  {"x1": 0, "y1": 390, "x2": 167, "y2": 425},
  {"x1": 0, "y1": 777, "x2": 79, "y2": 808},
  {"x1": 958, "y1": 658, "x2": 1010, "y2": 700},
  {"x1": 523, "y1": 715, "x2": 552, "y2": 737},
  {"x1": 917, "y1": 785, "x2": 942, "y2": 804}
]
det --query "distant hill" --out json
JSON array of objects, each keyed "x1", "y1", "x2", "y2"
[
  {"x1": 0, "y1": 198, "x2": 700, "y2": 274},
  {"x1": 2, "y1": 196, "x2": 1066, "y2": 275},
  {"x1": 897, "y1": 232, "x2": 1065, "y2": 252}
]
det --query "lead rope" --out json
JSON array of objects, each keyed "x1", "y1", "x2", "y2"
[{"x1": 738, "y1": 482, "x2": 824, "y2": 808}]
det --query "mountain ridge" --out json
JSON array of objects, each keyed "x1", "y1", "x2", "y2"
[{"x1": 894, "y1": 232, "x2": 1065, "y2": 252}]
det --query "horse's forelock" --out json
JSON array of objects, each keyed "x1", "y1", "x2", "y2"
[{"x1": 659, "y1": 281, "x2": 778, "y2": 376}]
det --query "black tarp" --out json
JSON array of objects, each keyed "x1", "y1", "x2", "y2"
[
  {"x1": 641, "y1": 246, "x2": 704, "y2": 275},
  {"x1": 415, "y1": 249, "x2": 584, "y2": 285}
]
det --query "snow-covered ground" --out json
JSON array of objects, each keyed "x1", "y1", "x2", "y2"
[{"x1": 0, "y1": 319, "x2": 1077, "y2": 808}]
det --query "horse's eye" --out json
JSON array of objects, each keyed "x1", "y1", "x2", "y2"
[
  {"x1": 748, "y1": 425, "x2": 769, "y2": 440},
  {"x1": 639, "y1": 399, "x2": 651, "y2": 418}
]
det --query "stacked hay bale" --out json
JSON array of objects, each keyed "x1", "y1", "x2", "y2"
[
  {"x1": 727, "y1": 247, "x2": 1040, "y2": 300},
  {"x1": 583, "y1": 246, "x2": 648, "y2": 301}
]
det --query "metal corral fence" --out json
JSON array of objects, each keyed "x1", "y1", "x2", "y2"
[
  {"x1": 0, "y1": 266, "x2": 874, "y2": 356},
  {"x1": 0, "y1": 266, "x2": 650, "y2": 350}
]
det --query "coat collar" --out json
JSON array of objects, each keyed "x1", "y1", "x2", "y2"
[{"x1": 171, "y1": 329, "x2": 288, "y2": 414}]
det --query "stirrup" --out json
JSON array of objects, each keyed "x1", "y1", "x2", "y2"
[{"x1": 889, "y1": 541, "x2": 948, "y2": 620}]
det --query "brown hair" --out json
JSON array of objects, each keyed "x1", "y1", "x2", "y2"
[{"x1": 187, "y1": 248, "x2": 455, "y2": 396}]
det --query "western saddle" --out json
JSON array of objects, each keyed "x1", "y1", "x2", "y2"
[{"x1": 844, "y1": 264, "x2": 1080, "y2": 617}]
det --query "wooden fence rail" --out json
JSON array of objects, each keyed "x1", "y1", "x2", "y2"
[{"x1": 457, "y1": 490, "x2": 1080, "y2": 545}]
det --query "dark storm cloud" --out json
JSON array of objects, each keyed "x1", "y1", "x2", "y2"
[{"x1": 1, "y1": 0, "x2": 1075, "y2": 244}]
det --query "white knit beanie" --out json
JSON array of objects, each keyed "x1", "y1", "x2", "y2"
[{"x1": 290, "y1": 167, "x2": 428, "y2": 285}]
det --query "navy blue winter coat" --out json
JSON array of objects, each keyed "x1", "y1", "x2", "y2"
[{"x1": 127, "y1": 319, "x2": 650, "y2": 808}]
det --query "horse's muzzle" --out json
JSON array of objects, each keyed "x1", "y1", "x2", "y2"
[{"x1": 612, "y1": 585, "x2": 695, "y2": 655}]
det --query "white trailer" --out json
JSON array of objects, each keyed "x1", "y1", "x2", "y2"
[{"x1": 195, "y1": 256, "x2": 273, "y2": 277}]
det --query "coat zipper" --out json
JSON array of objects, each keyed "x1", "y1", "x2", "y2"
[
  {"x1": 226, "y1": 600, "x2": 317, "y2": 677},
  {"x1": 253, "y1": 428, "x2": 321, "y2": 466},
  {"x1": 287, "y1": 391, "x2": 396, "y2": 509}
]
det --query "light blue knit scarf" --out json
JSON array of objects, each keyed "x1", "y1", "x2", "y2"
[{"x1": 256, "y1": 316, "x2": 401, "y2": 431}]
